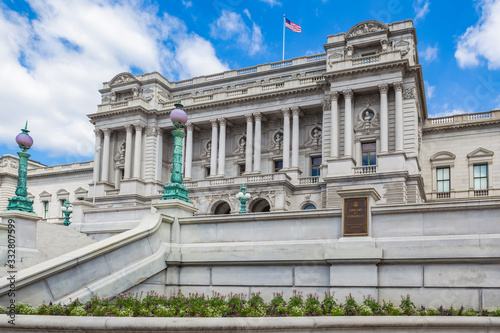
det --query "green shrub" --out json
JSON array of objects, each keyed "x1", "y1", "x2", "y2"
[
  {"x1": 69, "y1": 306, "x2": 87, "y2": 316},
  {"x1": 17, "y1": 303, "x2": 35, "y2": 315},
  {"x1": 343, "y1": 294, "x2": 359, "y2": 316},
  {"x1": 359, "y1": 304, "x2": 373, "y2": 316},
  {"x1": 322, "y1": 292, "x2": 338, "y2": 315},
  {"x1": 363, "y1": 295, "x2": 383, "y2": 315},
  {"x1": 330, "y1": 305, "x2": 345, "y2": 316},
  {"x1": 399, "y1": 294, "x2": 416, "y2": 315}
]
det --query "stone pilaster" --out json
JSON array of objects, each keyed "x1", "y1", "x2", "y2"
[
  {"x1": 330, "y1": 92, "x2": 339, "y2": 158},
  {"x1": 93, "y1": 129, "x2": 103, "y2": 182},
  {"x1": 210, "y1": 119, "x2": 218, "y2": 176},
  {"x1": 253, "y1": 112, "x2": 262, "y2": 173},
  {"x1": 343, "y1": 90, "x2": 354, "y2": 158},
  {"x1": 156, "y1": 128, "x2": 163, "y2": 182},
  {"x1": 101, "y1": 128, "x2": 111, "y2": 182},
  {"x1": 218, "y1": 118, "x2": 227, "y2": 176},
  {"x1": 124, "y1": 125, "x2": 133, "y2": 180},
  {"x1": 291, "y1": 107, "x2": 300, "y2": 168},
  {"x1": 379, "y1": 84, "x2": 389, "y2": 154},
  {"x1": 144, "y1": 126, "x2": 158, "y2": 182},
  {"x1": 282, "y1": 108, "x2": 290, "y2": 169},
  {"x1": 394, "y1": 81, "x2": 404, "y2": 152},
  {"x1": 245, "y1": 113, "x2": 253, "y2": 173},
  {"x1": 184, "y1": 123, "x2": 193, "y2": 180},
  {"x1": 133, "y1": 124, "x2": 144, "y2": 179}
]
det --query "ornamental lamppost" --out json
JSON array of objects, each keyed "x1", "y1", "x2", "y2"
[
  {"x1": 61, "y1": 200, "x2": 73, "y2": 226},
  {"x1": 7, "y1": 122, "x2": 35, "y2": 213},
  {"x1": 236, "y1": 184, "x2": 251, "y2": 214},
  {"x1": 161, "y1": 102, "x2": 190, "y2": 202}
]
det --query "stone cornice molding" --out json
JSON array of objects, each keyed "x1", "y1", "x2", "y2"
[
  {"x1": 422, "y1": 119, "x2": 500, "y2": 133},
  {"x1": 27, "y1": 166, "x2": 94, "y2": 179}
]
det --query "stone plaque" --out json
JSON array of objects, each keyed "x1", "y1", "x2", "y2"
[{"x1": 343, "y1": 197, "x2": 368, "y2": 236}]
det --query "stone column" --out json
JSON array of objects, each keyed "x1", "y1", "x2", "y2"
[
  {"x1": 379, "y1": 84, "x2": 389, "y2": 154},
  {"x1": 184, "y1": 123, "x2": 193, "y2": 180},
  {"x1": 330, "y1": 92, "x2": 339, "y2": 158},
  {"x1": 282, "y1": 108, "x2": 290, "y2": 169},
  {"x1": 355, "y1": 139, "x2": 362, "y2": 165},
  {"x1": 343, "y1": 89, "x2": 354, "y2": 158},
  {"x1": 210, "y1": 119, "x2": 218, "y2": 176},
  {"x1": 93, "y1": 129, "x2": 103, "y2": 182},
  {"x1": 218, "y1": 118, "x2": 227, "y2": 176},
  {"x1": 291, "y1": 107, "x2": 300, "y2": 168},
  {"x1": 394, "y1": 81, "x2": 404, "y2": 152},
  {"x1": 245, "y1": 113, "x2": 253, "y2": 173},
  {"x1": 133, "y1": 124, "x2": 144, "y2": 179},
  {"x1": 253, "y1": 112, "x2": 262, "y2": 173},
  {"x1": 124, "y1": 125, "x2": 133, "y2": 179},
  {"x1": 156, "y1": 128, "x2": 163, "y2": 182},
  {"x1": 101, "y1": 128, "x2": 111, "y2": 182}
]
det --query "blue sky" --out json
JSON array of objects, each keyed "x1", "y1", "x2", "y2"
[{"x1": 0, "y1": 0, "x2": 499, "y2": 166}]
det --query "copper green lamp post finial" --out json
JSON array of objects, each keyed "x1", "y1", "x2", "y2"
[
  {"x1": 7, "y1": 122, "x2": 35, "y2": 213},
  {"x1": 236, "y1": 184, "x2": 251, "y2": 214}
]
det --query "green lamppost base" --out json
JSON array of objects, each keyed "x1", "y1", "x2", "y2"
[
  {"x1": 161, "y1": 183, "x2": 190, "y2": 203},
  {"x1": 7, "y1": 196, "x2": 35, "y2": 213}
]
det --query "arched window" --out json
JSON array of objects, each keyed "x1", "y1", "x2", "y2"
[
  {"x1": 250, "y1": 198, "x2": 271, "y2": 213},
  {"x1": 303, "y1": 204, "x2": 316, "y2": 210},
  {"x1": 213, "y1": 201, "x2": 231, "y2": 215}
]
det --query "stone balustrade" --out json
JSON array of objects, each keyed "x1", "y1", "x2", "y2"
[{"x1": 426, "y1": 110, "x2": 500, "y2": 128}]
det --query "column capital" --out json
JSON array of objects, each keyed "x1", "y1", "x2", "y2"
[
  {"x1": 125, "y1": 124, "x2": 134, "y2": 133},
  {"x1": 210, "y1": 118, "x2": 218, "y2": 128},
  {"x1": 291, "y1": 106, "x2": 301, "y2": 117},
  {"x1": 94, "y1": 129, "x2": 103, "y2": 139},
  {"x1": 157, "y1": 127, "x2": 164, "y2": 136},
  {"x1": 134, "y1": 123, "x2": 144, "y2": 132},
  {"x1": 281, "y1": 108, "x2": 290, "y2": 117},
  {"x1": 245, "y1": 113, "x2": 253, "y2": 122},
  {"x1": 393, "y1": 81, "x2": 404, "y2": 92},
  {"x1": 343, "y1": 89, "x2": 353, "y2": 99},
  {"x1": 102, "y1": 128, "x2": 112, "y2": 136},
  {"x1": 186, "y1": 122, "x2": 194, "y2": 131},
  {"x1": 379, "y1": 84, "x2": 389, "y2": 94},
  {"x1": 218, "y1": 118, "x2": 227, "y2": 126},
  {"x1": 330, "y1": 91, "x2": 339, "y2": 101},
  {"x1": 253, "y1": 112, "x2": 263, "y2": 121}
]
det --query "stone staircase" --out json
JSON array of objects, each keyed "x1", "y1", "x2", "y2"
[{"x1": 0, "y1": 221, "x2": 97, "y2": 277}]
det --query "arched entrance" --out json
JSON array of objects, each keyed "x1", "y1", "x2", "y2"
[
  {"x1": 249, "y1": 198, "x2": 271, "y2": 213},
  {"x1": 213, "y1": 201, "x2": 231, "y2": 215}
]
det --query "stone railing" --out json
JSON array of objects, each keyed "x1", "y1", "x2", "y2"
[
  {"x1": 182, "y1": 173, "x2": 290, "y2": 189},
  {"x1": 354, "y1": 166, "x2": 377, "y2": 174},
  {"x1": 474, "y1": 189, "x2": 488, "y2": 197},
  {"x1": 328, "y1": 51, "x2": 402, "y2": 72},
  {"x1": 426, "y1": 110, "x2": 500, "y2": 128},
  {"x1": 170, "y1": 53, "x2": 326, "y2": 87},
  {"x1": 27, "y1": 161, "x2": 94, "y2": 177},
  {"x1": 299, "y1": 176, "x2": 320, "y2": 184},
  {"x1": 436, "y1": 192, "x2": 451, "y2": 199}
]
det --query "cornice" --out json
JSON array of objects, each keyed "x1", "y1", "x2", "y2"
[
  {"x1": 422, "y1": 119, "x2": 500, "y2": 133},
  {"x1": 88, "y1": 106, "x2": 157, "y2": 121},
  {"x1": 27, "y1": 167, "x2": 93, "y2": 179}
]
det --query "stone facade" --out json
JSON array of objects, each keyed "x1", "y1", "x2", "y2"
[{"x1": 0, "y1": 19, "x2": 500, "y2": 309}]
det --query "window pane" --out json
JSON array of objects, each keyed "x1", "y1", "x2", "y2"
[
  {"x1": 481, "y1": 178, "x2": 487, "y2": 189},
  {"x1": 443, "y1": 168, "x2": 449, "y2": 179},
  {"x1": 474, "y1": 165, "x2": 480, "y2": 178},
  {"x1": 443, "y1": 180, "x2": 450, "y2": 192},
  {"x1": 304, "y1": 204, "x2": 316, "y2": 210},
  {"x1": 369, "y1": 153, "x2": 376, "y2": 165},
  {"x1": 481, "y1": 165, "x2": 487, "y2": 177}
]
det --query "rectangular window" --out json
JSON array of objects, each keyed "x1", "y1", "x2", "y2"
[
  {"x1": 274, "y1": 160, "x2": 283, "y2": 173},
  {"x1": 238, "y1": 163, "x2": 245, "y2": 176},
  {"x1": 311, "y1": 156, "x2": 322, "y2": 177},
  {"x1": 473, "y1": 164, "x2": 488, "y2": 190},
  {"x1": 436, "y1": 167, "x2": 450, "y2": 193},
  {"x1": 362, "y1": 142, "x2": 376, "y2": 166},
  {"x1": 43, "y1": 201, "x2": 49, "y2": 219}
]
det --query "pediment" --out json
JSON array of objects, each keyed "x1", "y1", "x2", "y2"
[
  {"x1": 346, "y1": 20, "x2": 388, "y2": 38},
  {"x1": 39, "y1": 190, "x2": 52, "y2": 198},
  {"x1": 467, "y1": 147, "x2": 494, "y2": 158},
  {"x1": 109, "y1": 72, "x2": 139, "y2": 86},
  {"x1": 74, "y1": 187, "x2": 88, "y2": 194},
  {"x1": 430, "y1": 151, "x2": 456, "y2": 162},
  {"x1": 56, "y1": 189, "x2": 69, "y2": 196}
]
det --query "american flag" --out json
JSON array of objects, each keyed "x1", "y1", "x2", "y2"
[{"x1": 285, "y1": 18, "x2": 301, "y2": 33}]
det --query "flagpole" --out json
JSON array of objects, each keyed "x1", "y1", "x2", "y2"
[{"x1": 282, "y1": 14, "x2": 285, "y2": 61}]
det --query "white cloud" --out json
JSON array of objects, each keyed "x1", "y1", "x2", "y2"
[
  {"x1": 0, "y1": 0, "x2": 227, "y2": 161},
  {"x1": 420, "y1": 44, "x2": 438, "y2": 62},
  {"x1": 182, "y1": 0, "x2": 192, "y2": 8},
  {"x1": 455, "y1": 0, "x2": 500, "y2": 69},
  {"x1": 413, "y1": 0, "x2": 430, "y2": 24},
  {"x1": 425, "y1": 81, "x2": 435, "y2": 99},
  {"x1": 259, "y1": 0, "x2": 282, "y2": 6},
  {"x1": 243, "y1": 8, "x2": 251, "y2": 20},
  {"x1": 210, "y1": 10, "x2": 265, "y2": 56}
]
